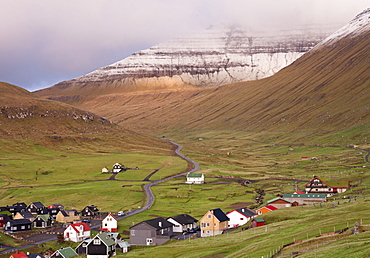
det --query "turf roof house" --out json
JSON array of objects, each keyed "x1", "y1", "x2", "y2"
[
  {"x1": 305, "y1": 176, "x2": 349, "y2": 197},
  {"x1": 64, "y1": 222, "x2": 91, "y2": 242},
  {"x1": 50, "y1": 247, "x2": 78, "y2": 258},
  {"x1": 33, "y1": 214, "x2": 54, "y2": 228},
  {"x1": 226, "y1": 207, "x2": 257, "y2": 228},
  {"x1": 167, "y1": 214, "x2": 198, "y2": 233},
  {"x1": 200, "y1": 208, "x2": 229, "y2": 237},
  {"x1": 186, "y1": 172, "x2": 204, "y2": 184},
  {"x1": 76, "y1": 231, "x2": 116, "y2": 258},
  {"x1": 129, "y1": 217, "x2": 175, "y2": 246}
]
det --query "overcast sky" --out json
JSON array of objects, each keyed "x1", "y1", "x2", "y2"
[{"x1": 0, "y1": 0, "x2": 368, "y2": 91}]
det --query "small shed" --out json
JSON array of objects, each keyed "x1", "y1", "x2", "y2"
[{"x1": 251, "y1": 218, "x2": 265, "y2": 228}]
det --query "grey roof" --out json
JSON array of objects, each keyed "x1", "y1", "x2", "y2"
[
  {"x1": 168, "y1": 214, "x2": 198, "y2": 225},
  {"x1": 18, "y1": 210, "x2": 35, "y2": 219},
  {"x1": 95, "y1": 232, "x2": 115, "y2": 247},
  {"x1": 212, "y1": 208, "x2": 229, "y2": 222},
  {"x1": 130, "y1": 217, "x2": 174, "y2": 230},
  {"x1": 234, "y1": 208, "x2": 257, "y2": 217}
]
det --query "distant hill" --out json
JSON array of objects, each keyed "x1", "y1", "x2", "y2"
[
  {"x1": 34, "y1": 24, "x2": 337, "y2": 105},
  {"x1": 0, "y1": 82, "x2": 125, "y2": 137}
]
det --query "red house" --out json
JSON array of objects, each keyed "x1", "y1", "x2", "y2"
[{"x1": 251, "y1": 218, "x2": 265, "y2": 228}]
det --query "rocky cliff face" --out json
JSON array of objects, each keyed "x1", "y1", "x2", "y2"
[{"x1": 42, "y1": 24, "x2": 338, "y2": 96}]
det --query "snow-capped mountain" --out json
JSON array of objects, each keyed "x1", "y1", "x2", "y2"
[
  {"x1": 53, "y1": 24, "x2": 338, "y2": 90},
  {"x1": 314, "y1": 8, "x2": 370, "y2": 48}
]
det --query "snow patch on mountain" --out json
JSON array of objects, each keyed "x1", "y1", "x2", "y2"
[
  {"x1": 65, "y1": 24, "x2": 337, "y2": 88},
  {"x1": 315, "y1": 8, "x2": 370, "y2": 48}
]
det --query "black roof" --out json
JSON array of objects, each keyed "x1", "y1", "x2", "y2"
[
  {"x1": 8, "y1": 219, "x2": 32, "y2": 225},
  {"x1": 235, "y1": 208, "x2": 257, "y2": 217},
  {"x1": 130, "y1": 217, "x2": 174, "y2": 230},
  {"x1": 168, "y1": 214, "x2": 198, "y2": 225},
  {"x1": 29, "y1": 202, "x2": 45, "y2": 209},
  {"x1": 212, "y1": 208, "x2": 229, "y2": 222},
  {"x1": 18, "y1": 210, "x2": 35, "y2": 219},
  {"x1": 28, "y1": 254, "x2": 45, "y2": 258},
  {"x1": 13, "y1": 202, "x2": 27, "y2": 208}
]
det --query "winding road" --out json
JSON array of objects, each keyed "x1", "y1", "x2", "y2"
[
  {"x1": 124, "y1": 139, "x2": 200, "y2": 216},
  {"x1": 0, "y1": 139, "x2": 199, "y2": 254}
]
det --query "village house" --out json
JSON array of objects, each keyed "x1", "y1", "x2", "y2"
[
  {"x1": 81, "y1": 205, "x2": 100, "y2": 218},
  {"x1": 56, "y1": 209, "x2": 80, "y2": 224},
  {"x1": 226, "y1": 207, "x2": 257, "y2": 228},
  {"x1": 129, "y1": 217, "x2": 174, "y2": 246},
  {"x1": 256, "y1": 205, "x2": 278, "y2": 215},
  {"x1": 100, "y1": 213, "x2": 118, "y2": 232},
  {"x1": 105, "y1": 232, "x2": 131, "y2": 253},
  {"x1": 305, "y1": 176, "x2": 349, "y2": 197},
  {"x1": 200, "y1": 208, "x2": 229, "y2": 237},
  {"x1": 7, "y1": 202, "x2": 27, "y2": 215},
  {"x1": 75, "y1": 231, "x2": 116, "y2": 258},
  {"x1": 14, "y1": 210, "x2": 35, "y2": 222},
  {"x1": 5, "y1": 219, "x2": 32, "y2": 232},
  {"x1": 51, "y1": 247, "x2": 77, "y2": 258},
  {"x1": 63, "y1": 222, "x2": 91, "y2": 242},
  {"x1": 266, "y1": 197, "x2": 293, "y2": 209},
  {"x1": 186, "y1": 173, "x2": 205, "y2": 184},
  {"x1": 283, "y1": 193, "x2": 327, "y2": 205},
  {"x1": 167, "y1": 214, "x2": 198, "y2": 233},
  {"x1": 251, "y1": 218, "x2": 266, "y2": 228},
  {"x1": 9, "y1": 251, "x2": 28, "y2": 258},
  {"x1": 33, "y1": 214, "x2": 54, "y2": 228},
  {"x1": 0, "y1": 214, "x2": 11, "y2": 228},
  {"x1": 27, "y1": 202, "x2": 45, "y2": 214}
]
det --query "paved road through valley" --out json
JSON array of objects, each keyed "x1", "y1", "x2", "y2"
[{"x1": 0, "y1": 139, "x2": 199, "y2": 254}]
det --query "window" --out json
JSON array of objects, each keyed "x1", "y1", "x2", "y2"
[
  {"x1": 131, "y1": 230, "x2": 135, "y2": 236},
  {"x1": 21, "y1": 226, "x2": 25, "y2": 229},
  {"x1": 208, "y1": 215, "x2": 211, "y2": 219},
  {"x1": 240, "y1": 218, "x2": 244, "y2": 220},
  {"x1": 94, "y1": 239, "x2": 101, "y2": 245},
  {"x1": 207, "y1": 223, "x2": 210, "y2": 227},
  {"x1": 214, "y1": 223, "x2": 216, "y2": 226}
]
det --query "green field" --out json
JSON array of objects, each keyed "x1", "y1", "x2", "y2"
[{"x1": 1, "y1": 128, "x2": 369, "y2": 257}]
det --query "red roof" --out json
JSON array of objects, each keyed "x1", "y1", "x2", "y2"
[
  {"x1": 294, "y1": 191, "x2": 305, "y2": 194},
  {"x1": 10, "y1": 252, "x2": 28, "y2": 258},
  {"x1": 265, "y1": 205, "x2": 278, "y2": 211},
  {"x1": 70, "y1": 222, "x2": 91, "y2": 233}
]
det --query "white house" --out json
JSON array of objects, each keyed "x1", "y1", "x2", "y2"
[
  {"x1": 167, "y1": 214, "x2": 198, "y2": 233},
  {"x1": 100, "y1": 213, "x2": 118, "y2": 232},
  {"x1": 186, "y1": 173, "x2": 204, "y2": 184},
  {"x1": 64, "y1": 222, "x2": 91, "y2": 242},
  {"x1": 226, "y1": 207, "x2": 257, "y2": 228}
]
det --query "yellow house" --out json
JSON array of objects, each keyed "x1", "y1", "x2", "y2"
[
  {"x1": 199, "y1": 208, "x2": 229, "y2": 237},
  {"x1": 56, "y1": 209, "x2": 80, "y2": 223}
]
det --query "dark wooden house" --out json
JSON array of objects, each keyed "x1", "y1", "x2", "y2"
[
  {"x1": 76, "y1": 232, "x2": 116, "y2": 258},
  {"x1": 5, "y1": 219, "x2": 32, "y2": 231},
  {"x1": 33, "y1": 214, "x2": 53, "y2": 228},
  {"x1": 129, "y1": 217, "x2": 174, "y2": 246},
  {"x1": 81, "y1": 205, "x2": 99, "y2": 217},
  {"x1": 27, "y1": 202, "x2": 45, "y2": 214},
  {"x1": 0, "y1": 214, "x2": 11, "y2": 228}
]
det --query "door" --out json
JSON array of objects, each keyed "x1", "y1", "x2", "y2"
[{"x1": 146, "y1": 238, "x2": 153, "y2": 245}]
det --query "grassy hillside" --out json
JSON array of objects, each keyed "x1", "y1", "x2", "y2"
[{"x1": 37, "y1": 29, "x2": 369, "y2": 136}]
